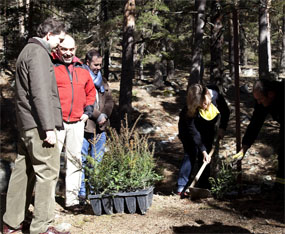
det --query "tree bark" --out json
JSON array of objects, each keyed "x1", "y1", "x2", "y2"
[
  {"x1": 101, "y1": 0, "x2": 110, "y2": 80},
  {"x1": 18, "y1": 0, "x2": 25, "y2": 37},
  {"x1": 188, "y1": 0, "x2": 206, "y2": 88},
  {"x1": 259, "y1": 0, "x2": 272, "y2": 79},
  {"x1": 119, "y1": 0, "x2": 135, "y2": 122},
  {"x1": 239, "y1": 26, "x2": 248, "y2": 66},
  {"x1": 210, "y1": 0, "x2": 224, "y2": 88},
  {"x1": 137, "y1": 41, "x2": 145, "y2": 80},
  {"x1": 228, "y1": 12, "x2": 235, "y2": 83},
  {"x1": 280, "y1": 5, "x2": 285, "y2": 74}
]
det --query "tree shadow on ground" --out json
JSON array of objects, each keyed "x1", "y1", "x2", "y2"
[
  {"x1": 172, "y1": 221, "x2": 252, "y2": 233},
  {"x1": 160, "y1": 90, "x2": 186, "y2": 116},
  {"x1": 153, "y1": 140, "x2": 183, "y2": 196},
  {"x1": 205, "y1": 191, "x2": 284, "y2": 224}
]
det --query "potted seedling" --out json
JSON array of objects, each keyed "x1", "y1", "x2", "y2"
[{"x1": 84, "y1": 116, "x2": 162, "y2": 215}]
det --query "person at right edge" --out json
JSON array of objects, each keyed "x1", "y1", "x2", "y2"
[
  {"x1": 237, "y1": 79, "x2": 284, "y2": 196},
  {"x1": 177, "y1": 83, "x2": 230, "y2": 196}
]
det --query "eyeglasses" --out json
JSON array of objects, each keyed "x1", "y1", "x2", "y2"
[{"x1": 59, "y1": 46, "x2": 75, "y2": 52}]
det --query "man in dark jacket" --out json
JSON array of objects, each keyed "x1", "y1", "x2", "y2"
[
  {"x1": 239, "y1": 79, "x2": 284, "y2": 190},
  {"x1": 3, "y1": 18, "x2": 69, "y2": 234},
  {"x1": 79, "y1": 49, "x2": 114, "y2": 199},
  {"x1": 53, "y1": 35, "x2": 96, "y2": 210}
]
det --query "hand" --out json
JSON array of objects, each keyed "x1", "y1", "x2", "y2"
[
  {"x1": 44, "y1": 130, "x2": 56, "y2": 145},
  {"x1": 218, "y1": 128, "x2": 225, "y2": 140},
  {"x1": 80, "y1": 114, "x2": 89, "y2": 123},
  {"x1": 232, "y1": 150, "x2": 244, "y2": 160},
  {"x1": 98, "y1": 116, "x2": 107, "y2": 126},
  {"x1": 232, "y1": 145, "x2": 249, "y2": 161},
  {"x1": 202, "y1": 151, "x2": 211, "y2": 164}
]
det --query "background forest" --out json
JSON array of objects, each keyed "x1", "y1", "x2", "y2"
[{"x1": 1, "y1": 0, "x2": 284, "y2": 123}]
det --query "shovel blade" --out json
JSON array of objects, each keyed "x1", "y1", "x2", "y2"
[{"x1": 189, "y1": 187, "x2": 211, "y2": 200}]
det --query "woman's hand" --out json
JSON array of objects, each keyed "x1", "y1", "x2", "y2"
[{"x1": 202, "y1": 151, "x2": 211, "y2": 163}]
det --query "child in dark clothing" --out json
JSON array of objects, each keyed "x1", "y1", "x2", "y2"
[{"x1": 177, "y1": 84, "x2": 230, "y2": 194}]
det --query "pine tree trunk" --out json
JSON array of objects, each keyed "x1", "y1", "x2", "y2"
[
  {"x1": 280, "y1": 5, "x2": 285, "y2": 74},
  {"x1": 210, "y1": 0, "x2": 224, "y2": 88},
  {"x1": 137, "y1": 41, "x2": 145, "y2": 80},
  {"x1": 259, "y1": 0, "x2": 272, "y2": 79},
  {"x1": 18, "y1": 0, "x2": 25, "y2": 37},
  {"x1": 102, "y1": 0, "x2": 110, "y2": 80},
  {"x1": 240, "y1": 26, "x2": 248, "y2": 66},
  {"x1": 119, "y1": 0, "x2": 135, "y2": 122},
  {"x1": 154, "y1": 39, "x2": 167, "y2": 88},
  {"x1": 167, "y1": 60, "x2": 175, "y2": 81},
  {"x1": 166, "y1": 37, "x2": 175, "y2": 81},
  {"x1": 27, "y1": 0, "x2": 34, "y2": 39},
  {"x1": 188, "y1": 0, "x2": 206, "y2": 88},
  {"x1": 153, "y1": 62, "x2": 164, "y2": 87},
  {"x1": 228, "y1": 13, "x2": 235, "y2": 83}
]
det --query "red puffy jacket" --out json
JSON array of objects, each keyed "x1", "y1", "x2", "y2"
[{"x1": 53, "y1": 57, "x2": 96, "y2": 122}]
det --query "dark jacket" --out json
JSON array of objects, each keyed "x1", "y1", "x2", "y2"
[
  {"x1": 15, "y1": 38, "x2": 63, "y2": 131},
  {"x1": 178, "y1": 85, "x2": 230, "y2": 153},
  {"x1": 242, "y1": 80, "x2": 284, "y2": 147},
  {"x1": 84, "y1": 78, "x2": 114, "y2": 134},
  {"x1": 53, "y1": 57, "x2": 96, "y2": 122}
]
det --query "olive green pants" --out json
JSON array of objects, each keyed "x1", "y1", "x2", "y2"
[{"x1": 3, "y1": 128, "x2": 61, "y2": 234}]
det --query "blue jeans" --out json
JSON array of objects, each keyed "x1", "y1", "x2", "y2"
[
  {"x1": 177, "y1": 151, "x2": 196, "y2": 192},
  {"x1": 177, "y1": 147, "x2": 211, "y2": 192},
  {"x1": 79, "y1": 132, "x2": 106, "y2": 197}
]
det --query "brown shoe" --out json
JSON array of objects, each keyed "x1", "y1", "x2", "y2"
[
  {"x1": 3, "y1": 224, "x2": 22, "y2": 234},
  {"x1": 39, "y1": 226, "x2": 70, "y2": 234}
]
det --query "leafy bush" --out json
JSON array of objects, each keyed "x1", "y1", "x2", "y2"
[
  {"x1": 209, "y1": 161, "x2": 239, "y2": 199},
  {"x1": 84, "y1": 116, "x2": 162, "y2": 195}
]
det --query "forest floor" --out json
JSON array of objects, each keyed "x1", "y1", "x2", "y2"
[{"x1": 0, "y1": 67, "x2": 284, "y2": 234}]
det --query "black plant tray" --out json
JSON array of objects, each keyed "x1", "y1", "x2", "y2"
[{"x1": 88, "y1": 187, "x2": 154, "y2": 216}]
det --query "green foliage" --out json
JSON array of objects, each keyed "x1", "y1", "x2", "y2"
[
  {"x1": 209, "y1": 161, "x2": 239, "y2": 199},
  {"x1": 84, "y1": 116, "x2": 162, "y2": 195},
  {"x1": 142, "y1": 53, "x2": 161, "y2": 65}
]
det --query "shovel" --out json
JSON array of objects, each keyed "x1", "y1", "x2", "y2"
[{"x1": 188, "y1": 140, "x2": 219, "y2": 200}]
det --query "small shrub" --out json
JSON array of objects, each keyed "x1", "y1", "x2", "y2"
[
  {"x1": 209, "y1": 161, "x2": 239, "y2": 199},
  {"x1": 84, "y1": 116, "x2": 162, "y2": 195}
]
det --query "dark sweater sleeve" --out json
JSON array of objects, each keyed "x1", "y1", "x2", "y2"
[{"x1": 242, "y1": 103, "x2": 268, "y2": 147}]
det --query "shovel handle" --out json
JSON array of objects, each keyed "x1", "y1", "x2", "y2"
[{"x1": 189, "y1": 147, "x2": 215, "y2": 188}]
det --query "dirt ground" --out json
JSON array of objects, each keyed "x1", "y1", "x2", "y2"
[{"x1": 0, "y1": 68, "x2": 284, "y2": 234}]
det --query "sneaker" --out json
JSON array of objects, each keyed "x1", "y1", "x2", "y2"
[{"x1": 177, "y1": 191, "x2": 190, "y2": 198}]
